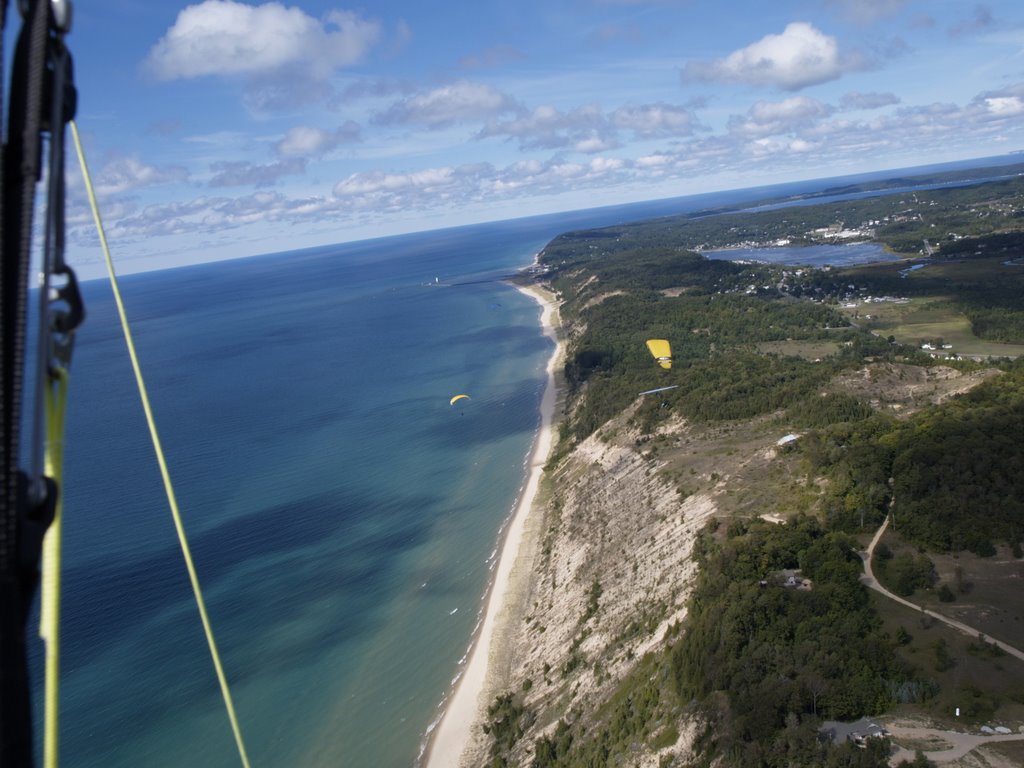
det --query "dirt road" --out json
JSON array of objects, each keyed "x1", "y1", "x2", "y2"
[
  {"x1": 860, "y1": 515, "x2": 1024, "y2": 764},
  {"x1": 861, "y1": 515, "x2": 1024, "y2": 664},
  {"x1": 885, "y1": 722, "x2": 1024, "y2": 765}
]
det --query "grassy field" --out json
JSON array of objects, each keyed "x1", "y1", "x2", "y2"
[
  {"x1": 985, "y1": 740, "x2": 1024, "y2": 765},
  {"x1": 924, "y1": 548, "x2": 1024, "y2": 651},
  {"x1": 864, "y1": 529, "x2": 1024, "y2": 730},
  {"x1": 649, "y1": 413, "x2": 821, "y2": 521},
  {"x1": 872, "y1": 534, "x2": 1024, "y2": 651},
  {"x1": 840, "y1": 255, "x2": 1024, "y2": 359},
  {"x1": 869, "y1": 588, "x2": 1024, "y2": 727},
  {"x1": 755, "y1": 339, "x2": 843, "y2": 359},
  {"x1": 842, "y1": 296, "x2": 1024, "y2": 358}
]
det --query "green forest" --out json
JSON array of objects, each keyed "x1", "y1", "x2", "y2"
[
  {"x1": 799, "y1": 365, "x2": 1024, "y2": 553},
  {"x1": 494, "y1": 166, "x2": 1024, "y2": 767},
  {"x1": 486, "y1": 518, "x2": 941, "y2": 768}
]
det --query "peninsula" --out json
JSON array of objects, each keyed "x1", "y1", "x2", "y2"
[{"x1": 429, "y1": 162, "x2": 1024, "y2": 768}]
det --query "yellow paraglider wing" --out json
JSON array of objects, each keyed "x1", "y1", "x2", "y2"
[
  {"x1": 645, "y1": 339, "x2": 672, "y2": 369},
  {"x1": 449, "y1": 394, "x2": 471, "y2": 406}
]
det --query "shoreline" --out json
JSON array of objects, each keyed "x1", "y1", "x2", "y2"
[{"x1": 423, "y1": 274, "x2": 562, "y2": 768}]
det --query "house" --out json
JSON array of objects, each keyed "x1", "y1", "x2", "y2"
[
  {"x1": 850, "y1": 723, "x2": 889, "y2": 748},
  {"x1": 820, "y1": 718, "x2": 889, "y2": 746},
  {"x1": 776, "y1": 569, "x2": 812, "y2": 590}
]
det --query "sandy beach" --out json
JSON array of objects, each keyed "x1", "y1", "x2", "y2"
[{"x1": 423, "y1": 277, "x2": 561, "y2": 768}]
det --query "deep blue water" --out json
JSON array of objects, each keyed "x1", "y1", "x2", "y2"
[
  {"x1": 733, "y1": 174, "x2": 1022, "y2": 215},
  {"x1": 27, "y1": 154, "x2": 1022, "y2": 766},
  {"x1": 40, "y1": 220, "x2": 566, "y2": 768}
]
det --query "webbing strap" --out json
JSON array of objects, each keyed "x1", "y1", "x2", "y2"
[
  {"x1": 1, "y1": 0, "x2": 48, "y2": 582},
  {"x1": 1, "y1": 2, "x2": 60, "y2": 764},
  {"x1": 39, "y1": 367, "x2": 68, "y2": 768}
]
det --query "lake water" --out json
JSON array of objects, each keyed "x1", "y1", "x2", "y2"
[
  {"x1": 24, "y1": 154, "x2": 1019, "y2": 766},
  {"x1": 706, "y1": 241, "x2": 898, "y2": 267}
]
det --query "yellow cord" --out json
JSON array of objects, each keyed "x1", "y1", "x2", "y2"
[
  {"x1": 70, "y1": 121, "x2": 252, "y2": 768},
  {"x1": 40, "y1": 367, "x2": 69, "y2": 768}
]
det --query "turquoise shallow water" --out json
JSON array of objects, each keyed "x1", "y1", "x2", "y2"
[
  {"x1": 42, "y1": 220, "x2": 564, "y2": 767},
  {"x1": 28, "y1": 159, "x2": 1012, "y2": 766},
  {"x1": 39, "y1": 208, "x2": 721, "y2": 767}
]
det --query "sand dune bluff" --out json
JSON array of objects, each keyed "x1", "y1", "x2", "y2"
[{"x1": 457, "y1": 414, "x2": 716, "y2": 767}]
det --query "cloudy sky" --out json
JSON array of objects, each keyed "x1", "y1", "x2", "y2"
[{"x1": 49, "y1": 0, "x2": 1024, "y2": 273}]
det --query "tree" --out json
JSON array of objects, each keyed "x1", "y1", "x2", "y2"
[
  {"x1": 896, "y1": 749, "x2": 935, "y2": 767},
  {"x1": 800, "y1": 671, "x2": 830, "y2": 717}
]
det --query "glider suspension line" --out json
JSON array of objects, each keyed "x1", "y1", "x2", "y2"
[
  {"x1": 0, "y1": 1, "x2": 252, "y2": 760},
  {"x1": 71, "y1": 121, "x2": 252, "y2": 768}
]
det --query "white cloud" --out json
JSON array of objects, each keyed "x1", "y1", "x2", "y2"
[
  {"x1": 744, "y1": 136, "x2": 819, "y2": 158},
  {"x1": 65, "y1": 186, "x2": 138, "y2": 233},
  {"x1": 490, "y1": 156, "x2": 631, "y2": 195},
  {"x1": 780, "y1": 83, "x2": 1024, "y2": 158},
  {"x1": 275, "y1": 122, "x2": 361, "y2": 157},
  {"x1": 550, "y1": 162, "x2": 585, "y2": 179},
  {"x1": 102, "y1": 197, "x2": 221, "y2": 239},
  {"x1": 635, "y1": 153, "x2": 672, "y2": 169},
  {"x1": 333, "y1": 167, "x2": 454, "y2": 196},
  {"x1": 376, "y1": 81, "x2": 519, "y2": 128},
  {"x1": 208, "y1": 158, "x2": 307, "y2": 187},
  {"x1": 91, "y1": 155, "x2": 189, "y2": 196},
  {"x1": 144, "y1": 1, "x2": 380, "y2": 80},
  {"x1": 575, "y1": 134, "x2": 619, "y2": 153},
  {"x1": 337, "y1": 78, "x2": 417, "y2": 103},
  {"x1": 748, "y1": 96, "x2": 833, "y2": 123},
  {"x1": 968, "y1": 83, "x2": 1024, "y2": 121},
  {"x1": 983, "y1": 96, "x2": 1024, "y2": 117},
  {"x1": 203, "y1": 191, "x2": 290, "y2": 225},
  {"x1": 79, "y1": 191, "x2": 323, "y2": 245},
  {"x1": 243, "y1": 76, "x2": 333, "y2": 112},
  {"x1": 787, "y1": 138, "x2": 817, "y2": 153},
  {"x1": 728, "y1": 96, "x2": 833, "y2": 138},
  {"x1": 748, "y1": 138, "x2": 785, "y2": 157},
  {"x1": 840, "y1": 91, "x2": 901, "y2": 110},
  {"x1": 610, "y1": 103, "x2": 699, "y2": 138},
  {"x1": 588, "y1": 156, "x2": 626, "y2": 173},
  {"x1": 328, "y1": 154, "x2": 634, "y2": 213},
  {"x1": 478, "y1": 104, "x2": 616, "y2": 151},
  {"x1": 334, "y1": 163, "x2": 501, "y2": 211},
  {"x1": 683, "y1": 22, "x2": 846, "y2": 91},
  {"x1": 68, "y1": 79, "x2": 1024, "y2": 255}
]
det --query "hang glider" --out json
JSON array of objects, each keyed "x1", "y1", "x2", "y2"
[
  {"x1": 638, "y1": 385, "x2": 679, "y2": 396},
  {"x1": 645, "y1": 339, "x2": 673, "y2": 369}
]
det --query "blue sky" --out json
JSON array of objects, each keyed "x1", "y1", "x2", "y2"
[{"x1": 47, "y1": 0, "x2": 1024, "y2": 274}]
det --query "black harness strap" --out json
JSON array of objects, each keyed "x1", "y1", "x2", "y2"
[{"x1": 1, "y1": 1, "x2": 78, "y2": 764}]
